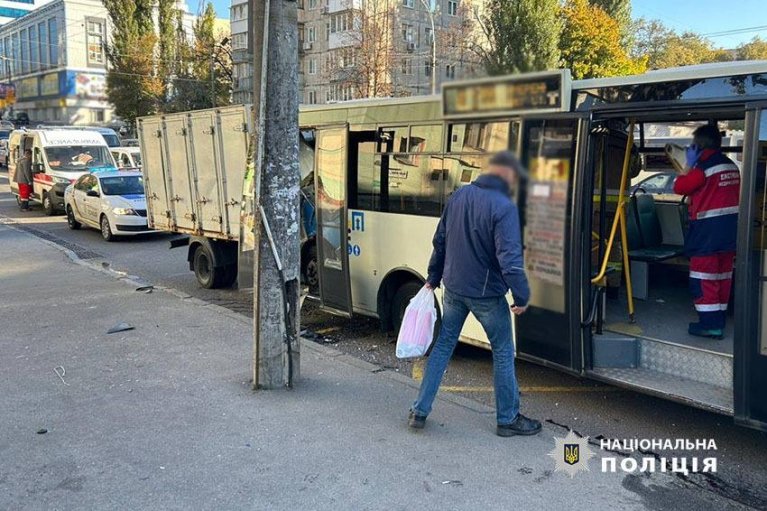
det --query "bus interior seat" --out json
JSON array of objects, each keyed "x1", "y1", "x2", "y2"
[{"x1": 626, "y1": 193, "x2": 685, "y2": 299}]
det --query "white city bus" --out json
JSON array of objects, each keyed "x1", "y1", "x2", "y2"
[{"x1": 292, "y1": 62, "x2": 767, "y2": 430}]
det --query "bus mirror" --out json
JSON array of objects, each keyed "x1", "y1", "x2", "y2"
[{"x1": 34, "y1": 163, "x2": 44, "y2": 172}]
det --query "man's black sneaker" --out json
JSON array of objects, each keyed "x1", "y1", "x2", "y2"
[
  {"x1": 408, "y1": 411, "x2": 426, "y2": 429},
  {"x1": 497, "y1": 414, "x2": 542, "y2": 437}
]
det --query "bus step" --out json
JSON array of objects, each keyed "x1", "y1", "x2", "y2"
[
  {"x1": 590, "y1": 366, "x2": 733, "y2": 415},
  {"x1": 638, "y1": 337, "x2": 732, "y2": 389}
]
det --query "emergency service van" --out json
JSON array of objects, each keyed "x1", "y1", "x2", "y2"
[{"x1": 6, "y1": 129, "x2": 118, "y2": 215}]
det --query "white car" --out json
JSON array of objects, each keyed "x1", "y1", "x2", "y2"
[{"x1": 64, "y1": 170, "x2": 154, "y2": 241}]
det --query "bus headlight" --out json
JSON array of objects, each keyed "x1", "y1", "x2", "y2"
[{"x1": 113, "y1": 207, "x2": 137, "y2": 216}]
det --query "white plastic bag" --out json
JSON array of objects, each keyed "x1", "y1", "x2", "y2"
[{"x1": 396, "y1": 286, "x2": 437, "y2": 359}]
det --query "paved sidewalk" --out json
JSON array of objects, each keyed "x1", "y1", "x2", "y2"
[{"x1": 0, "y1": 224, "x2": 747, "y2": 510}]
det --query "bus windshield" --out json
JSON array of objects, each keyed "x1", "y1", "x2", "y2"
[
  {"x1": 101, "y1": 134, "x2": 121, "y2": 147},
  {"x1": 100, "y1": 175, "x2": 144, "y2": 196},
  {"x1": 45, "y1": 145, "x2": 114, "y2": 171}
]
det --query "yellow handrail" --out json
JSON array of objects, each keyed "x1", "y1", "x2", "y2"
[{"x1": 590, "y1": 121, "x2": 635, "y2": 322}]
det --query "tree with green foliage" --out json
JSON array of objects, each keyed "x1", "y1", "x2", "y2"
[
  {"x1": 169, "y1": 3, "x2": 232, "y2": 111},
  {"x1": 632, "y1": 18, "x2": 732, "y2": 70},
  {"x1": 157, "y1": 0, "x2": 179, "y2": 104},
  {"x1": 475, "y1": 0, "x2": 561, "y2": 75},
  {"x1": 559, "y1": 0, "x2": 646, "y2": 79},
  {"x1": 588, "y1": 0, "x2": 631, "y2": 43},
  {"x1": 103, "y1": 0, "x2": 163, "y2": 123},
  {"x1": 737, "y1": 36, "x2": 767, "y2": 60}
]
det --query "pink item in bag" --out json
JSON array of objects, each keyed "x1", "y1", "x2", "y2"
[{"x1": 396, "y1": 286, "x2": 437, "y2": 359}]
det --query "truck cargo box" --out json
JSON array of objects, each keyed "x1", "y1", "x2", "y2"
[{"x1": 138, "y1": 105, "x2": 251, "y2": 240}]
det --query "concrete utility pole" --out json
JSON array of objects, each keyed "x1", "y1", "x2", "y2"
[{"x1": 249, "y1": 0, "x2": 301, "y2": 389}]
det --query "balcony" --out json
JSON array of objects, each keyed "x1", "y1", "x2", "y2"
[{"x1": 327, "y1": 0, "x2": 362, "y2": 13}]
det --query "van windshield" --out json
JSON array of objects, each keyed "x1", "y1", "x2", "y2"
[{"x1": 45, "y1": 145, "x2": 114, "y2": 171}]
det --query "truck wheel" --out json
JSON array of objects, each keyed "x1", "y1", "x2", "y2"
[
  {"x1": 66, "y1": 206, "x2": 81, "y2": 230},
  {"x1": 391, "y1": 281, "x2": 422, "y2": 333},
  {"x1": 193, "y1": 244, "x2": 227, "y2": 289},
  {"x1": 43, "y1": 192, "x2": 55, "y2": 216}
]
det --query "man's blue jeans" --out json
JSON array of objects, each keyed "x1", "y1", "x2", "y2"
[{"x1": 412, "y1": 289, "x2": 520, "y2": 425}]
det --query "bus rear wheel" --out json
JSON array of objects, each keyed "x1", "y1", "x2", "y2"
[{"x1": 391, "y1": 281, "x2": 423, "y2": 333}]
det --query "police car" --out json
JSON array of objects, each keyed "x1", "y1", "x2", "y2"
[{"x1": 64, "y1": 170, "x2": 154, "y2": 241}]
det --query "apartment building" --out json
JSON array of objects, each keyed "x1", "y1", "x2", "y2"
[{"x1": 231, "y1": 0, "x2": 482, "y2": 105}]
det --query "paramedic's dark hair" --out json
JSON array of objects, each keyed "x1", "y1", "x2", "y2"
[{"x1": 693, "y1": 125, "x2": 722, "y2": 150}]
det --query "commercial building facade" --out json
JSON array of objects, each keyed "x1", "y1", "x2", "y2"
[{"x1": 0, "y1": 0, "x2": 111, "y2": 123}]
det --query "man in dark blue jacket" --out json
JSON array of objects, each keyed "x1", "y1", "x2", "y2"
[{"x1": 409, "y1": 151, "x2": 541, "y2": 437}]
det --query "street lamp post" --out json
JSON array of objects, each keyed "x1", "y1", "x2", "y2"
[{"x1": 419, "y1": 0, "x2": 437, "y2": 95}]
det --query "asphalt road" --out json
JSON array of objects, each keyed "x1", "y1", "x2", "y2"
[{"x1": 2, "y1": 173, "x2": 766, "y2": 509}]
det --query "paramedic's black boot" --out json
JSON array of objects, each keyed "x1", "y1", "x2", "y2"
[
  {"x1": 408, "y1": 411, "x2": 426, "y2": 430},
  {"x1": 497, "y1": 414, "x2": 542, "y2": 437},
  {"x1": 688, "y1": 322, "x2": 724, "y2": 340}
]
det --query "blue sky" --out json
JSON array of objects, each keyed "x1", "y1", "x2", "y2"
[{"x1": 208, "y1": 0, "x2": 767, "y2": 49}]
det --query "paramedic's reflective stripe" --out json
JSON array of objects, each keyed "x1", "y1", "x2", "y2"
[
  {"x1": 690, "y1": 271, "x2": 733, "y2": 280},
  {"x1": 696, "y1": 206, "x2": 739, "y2": 219},
  {"x1": 695, "y1": 303, "x2": 729, "y2": 312},
  {"x1": 704, "y1": 163, "x2": 739, "y2": 177}
]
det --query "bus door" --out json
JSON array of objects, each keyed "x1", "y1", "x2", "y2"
[
  {"x1": 735, "y1": 104, "x2": 767, "y2": 431},
  {"x1": 515, "y1": 115, "x2": 588, "y2": 371},
  {"x1": 314, "y1": 125, "x2": 353, "y2": 316}
]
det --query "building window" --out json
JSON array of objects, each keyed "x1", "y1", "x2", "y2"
[
  {"x1": 425, "y1": 27, "x2": 433, "y2": 43},
  {"x1": 445, "y1": 64, "x2": 456, "y2": 79},
  {"x1": 10, "y1": 33, "x2": 19, "y2": 76},
  {"x1": 48, "y1": 18, "x2": 59, "y2": 67},
  {"x1": 403, "y1": 0, "x2": 414, "y2": 7},
  {"x1": 402, "y1": 24, "x2": 413, "y2": 42},
  {"x1": 307, "y1": 90, "x2": 317, "y2": 104},
  {"x1": 86, "y1": 18, "x2": 105, "y2": 65},
  {"x1": 38, "y1": 22, "x2": 48, "y2": 69},
  {"x1": 20, "y1": 29, "x2": 28, "y2": 74},
  {"x1": 308, "y1": 26, "x2": 316, "y2": 43},
  {"x1": 28, "y1": 25, "x2": 38, "y2": 72},
  {"x1": 400, "y1": 58, "x2": 412, "y2": 75},
  {"x1": 425, "y1": 60, "x2": 432, "y2": 77},
  {"x1": 331, "y1": 13, "x2": 350, "y2": 33},
  {"x1": 308, "y1": 0, "x2": 317, "y2": 9},
  {"x1": 308, "y1": 59, "x2": 317, "y2": 75},
  {"x1": 448, "y1": 0, "x2": 458, "y2": 15}
]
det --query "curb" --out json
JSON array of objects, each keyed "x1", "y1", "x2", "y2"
[{"x1": 1, "y1": 215, "x2": 496, "y2": 419}]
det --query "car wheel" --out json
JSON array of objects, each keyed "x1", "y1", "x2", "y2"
[
  {"x1": 43, "y1": 192, "x2": 56, "y2": 216},
  {"x1": 100, "y1": 215, "x2": 115, "y2": 242},
  {"x1": 391, "y1": 281, "x2": 423, "y2": 334},
  {"x1": 193, "y1": 244, "x2": 227, "y2": 289},
  {"x1": 66, "y1": 206, "x2": 81, "y2": 230}
]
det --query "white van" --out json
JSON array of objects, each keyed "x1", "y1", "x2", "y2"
[{"x1": 6, "y1": 129, "x2": 118, "y2": 215}]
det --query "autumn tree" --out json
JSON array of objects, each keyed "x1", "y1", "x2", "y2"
[
  {"x1": 588, "y1": 0, "x2": 631, "y2": 38},
  {"x1": 632, "y1": 18, "x2": 732, "y2": 70},
  {"x1": 737, "y1": 36, "x2": 767, "y2": 60},
  {"x1": 475, "y1": 0, "x2": 561, "y2": 75},
  {"x1": 324, "y1": 0, "x2": 398, "y2": 99},
  {"x1": 559, "y1": 0, "x2": 646, "y2": 79}
]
